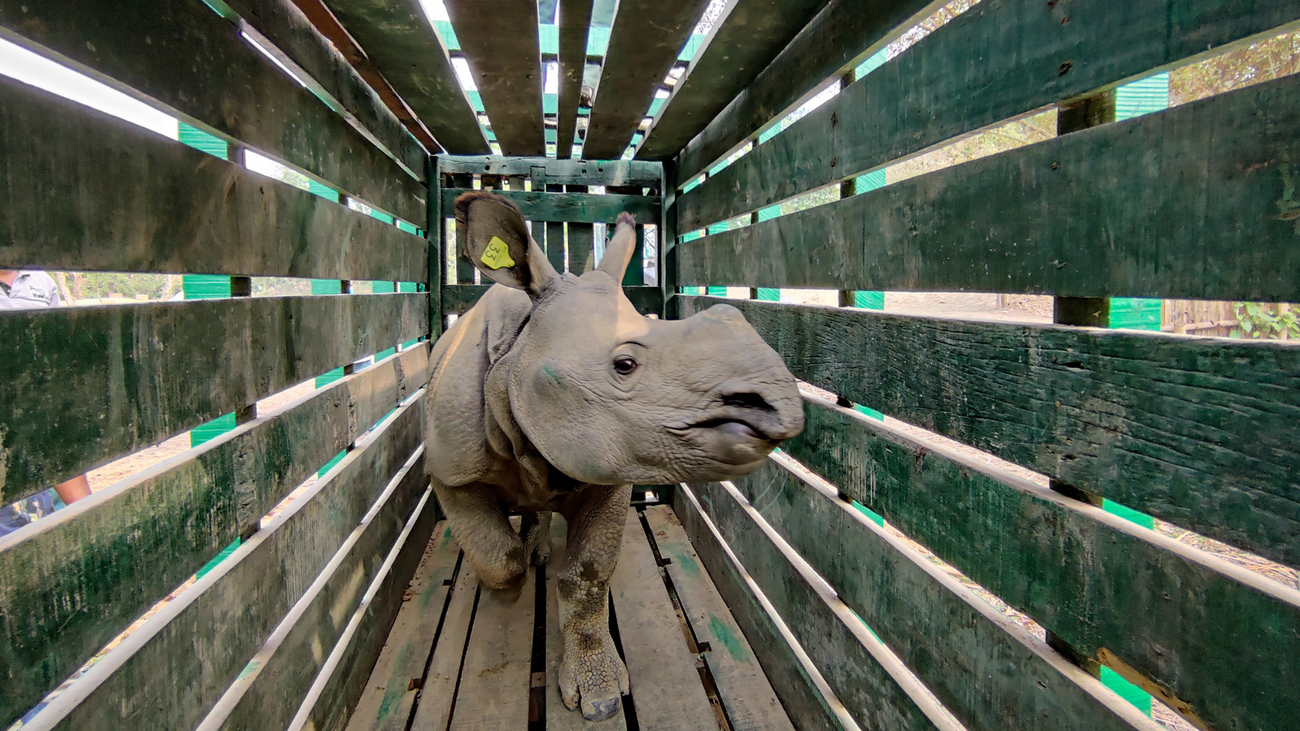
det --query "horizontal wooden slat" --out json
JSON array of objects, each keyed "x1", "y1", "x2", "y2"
[
  {"x1": 668, "y1": 0, "x2": 934, "y2": 177},
  {"x1": 443, "y1": 0, "x2": 543, "y2": 155},
  {"x1": 0, "y1": 76, "x2": 426, "y2": 280},
  {"x1": 0, "y1": 347, "x2": 427, "y2": 728},
  {"x1": 440, "y1": 189, "x2": 660, "y2": 224},
  {"x1": 679, "y1": 0, "x2": 1300, "y2": 232},
  {"x1": 679, "y1": 72, "x2": 1300, "y2": 301},
  {"x1": 25, "y1": 393, "x2": 425, "y2": 731},
  {"x1": 682, "y1": 296, "x2": 1300, "y2": 566},
  {"x1": 442, "y1": 284, "x2": 663, "y2": 317},
  {"x1": 769, "y1": 404, "x2": 1300, "y2": 731},
  {"x1": 672, "y1": 487, "x2": 850, "y2": 731},
  {"x1": 201, "y1": 450, "x2": 430, "y2": 731},
  {"x1": 0, "y1": 294, "x2": 427, "y2": 505},
  {"x1": 0, "y1": 0, "x2": 427, "y2": 225},
  {"x1": 223, "y1": 0, "x2": 429, "y2": 177},
  {"x1": 582, "y1": 0, "x2": 711, "y2": 160},
  {"x1": 722, "y1": 459, "x2": 1160, "y2": 731},
  {"x1": 439, "y1": 156, "x2": 663, "y2": 187},
  {"x1": 321, "y1": 0, "x2": 488, "y2": 155},
  {"x1": 636, "y1": 0, "x2": 830, "y2": 162},
  {"x1": 293, "y1": 485, "x2": 439, "y2": 731}
]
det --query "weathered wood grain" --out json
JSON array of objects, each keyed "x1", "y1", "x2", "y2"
[
  {"x1": 442, "y1": 284, "x2": 663, "y2": 318},
  {"x1": 581, "y1": 0, "x2": 711, "y2": 159},
  {"x1": 428, "y1": 155, "x2": 445, "y2": 339},
  {"x1": 223, "y1": 0, "x2": 429, "y2": 177},
  {"x1": 609, "y1": 509, "x2": 715, "y2": 731},
  {"x1": 446, "y1": 566, "x2": 536, "y2": 730},
  {"x1": 682, "y1": 296, "x2": 1300, "y2": 566},
  {"x1": 679, "y1": 0, "x2": 1300, "y2": 231},
  {"x1": 343, "y1": 523, "x2": 459, "y2": 731},
  {"x1": 201, "y1": 450, "x2": 432, "y2": 730},
  {"x1": 642, "y1": 505, "x2": 796, "y2": 731},
  {"x1": 440, "y1": 189, "x2": 660, "y2": 224},
  {"x1": 0, "y1": 76, "x2": 426, "y2": 281},
  {"x1": 679, "y1": 73, "x2": 1300, "y2": 302},
  {"x1": 0, "y1": 293, "x2": 426, "y2": 504},
  {"x1": 667, "y1": 0, "x2": 934, "y2": 177},
  {"x1": 726, "y1": 458, "x2": 1162, "y2": 731},
  {"x1": 443, "y1": 0, "x2": 544, "y2": 155},
  {"x1": 545, "y1": 515, "x2": 630, "y2": 731},
  {"x1": 0, "y1": 0, "x2": 426, "y2": 224},
  {"x1": 439, "y1": 156, "x2": 662, "y2": 186},
  {"x1": 408, "y1": 558, "x2": 478, "y2": 731},
  {"x1": 672, "y1": 487, "x2": 853, "y2": 731},
  {"x1": 298, "y1": 488, "x2": 440, "y2": 731},
  {"x1": 637, "y1": 0, "x2": 829, "y2": 163},
  {"x1": 0, "y1": 347, "x2": 427, "y2": 728},
  {"x1": 557, "y1": 0, "x2": 594, "y2": 160},
  {"x1": 322, "y1": 0, "x2": 488, "y2": 155},
  {"x1": 22, "y1": 394, "x2": 424, "y2": 730}
]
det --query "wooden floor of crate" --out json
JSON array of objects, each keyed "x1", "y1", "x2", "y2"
[{"x1": 345, "y1": 504, "x2": 794, "y2": 731}]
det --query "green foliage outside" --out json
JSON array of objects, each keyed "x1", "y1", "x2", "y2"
[{"x1": 1231, "y1": 302, "x2": 1298, "y2": 339}]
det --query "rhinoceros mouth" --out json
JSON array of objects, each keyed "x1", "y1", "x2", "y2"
[{"x1": 670, "y1": 417, "x2": 773, "y2": 442}]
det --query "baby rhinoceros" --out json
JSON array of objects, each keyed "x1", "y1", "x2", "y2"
[{"x1": 425, "y1": 191, "x2": 803, "y2": 721}]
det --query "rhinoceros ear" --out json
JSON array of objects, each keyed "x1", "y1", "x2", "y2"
[{"x1": 455, "y1": 191, "x2": 559, "y2": 297}]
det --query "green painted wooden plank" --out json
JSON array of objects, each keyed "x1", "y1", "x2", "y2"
[
  {"x1": 557, "y1": 0, "x2": 594, "y2": 159},
  {"x1": 672, "y1": 488, "x2": 849, "y2": 731},
  {"x1": 438, "y1": 156, "x2": 662, "y2": 186},
  {"x1": 668, "y1": 0, "x2": 934, "y2": 176},
  {"x1": 0, "y1": 77, "x2": 426, "y2": 281},
  {"x1": 682, "y1": 295, "x2": 1300, "y2": 566},
  {"x1": 678, "y1": 73, "x2": 1300, "y2": 302},
  {"x1": 581, "y1": 0, "x2": 711, "y2": 159},
  {"x1": 679, "y1": 0, "x2": 1300, "y2": 232},
  {"x1": 222, "y1": 0, "x2": 428, "y2": 178},
  {"x1": 0, "y1": 294, "x2": 427, "y2": 504},
  {"x1": 428, "y1": 156, "x2": 444, "y2": 341},
  {"x1": 441, "y1": 284, "x2": 663, "y2": 317},
  {"x1": 0, "y1": 0, "x2": 427, "y2": 225},
  {"x1": 0, "y1": 350, "x2": 426, "y2": 728},
  {"x1": 443, "y1": 0, "x2": 544, "y2": 155},
  {"x1": 323, "y1": 0, "x2": 488, "y2": 155},
  {"x1": 202, "y1": 451, "x2": 431, "y2": 731},
  {"x1": 29, "y1": 396, "x2": 424, "y2": 730},
  {"x1": 771, "y1": 399, "x2": 1300, "y2": 731},
  {"x1": 722, "y1": 459, "x2": 1161, "y2": 731},
  {"x1": 440, "y1": 188, "x2": 660, "y2": 223},
  {"x1": 297, "y1": 486, "x2": 439, "y2": 731},
  {"x1": 637, "y1": 0, "x2": 830, "y2": 161}
]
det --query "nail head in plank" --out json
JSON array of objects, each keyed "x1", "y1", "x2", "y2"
[
  {"x1": 0, "y1": 294, "x2": 427, "y2": 504},
  {"x1": 448, "y1": 567, "x2": 536, "y2": 730},
  {"x1": 608, "y1": 509, "x2": 716, "y2": 731},
  {"x1": 0, "y1": 0, "x2": 427, "y2": 223},
  {"x1": 345, "y1": 523, "x2": 461, "y2": 731},
  {"x1": 581, "y1": 0, "x2": 712, "y2": 160},
  {"x1": 409, "y1": 558, "x2": 480, "y2": 731},
  {"x1": 0, "y1": 77, "x2": 426, "y2": 282},
  {"x1": 442, "y1": 0, "x2": 544, "y2": 155},
  {"x1": 684, "y1": 295, "x2": 1300, "y2": 566},
  {"x1": 678, "y1": 72, "x2": 1300, "y2": 302},
  {"x1": 642, "y1": 505, "x2": 795, "y2": 731},
  {"x1": 323, "y1": 0, "x2": 489, "y2": 155}
]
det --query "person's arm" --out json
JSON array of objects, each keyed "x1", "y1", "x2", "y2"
[{"x1": 54, "y1": 474, "x2": 91, "y2": 504}]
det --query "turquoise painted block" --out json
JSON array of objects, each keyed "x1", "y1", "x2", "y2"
[
  {"x1": 179, "y1": 123, "x2": 228, "y2": 160},
  {"x1": 191, "y1": 412, "x2": 236, "y2": 448},
  {"x1": 183, "y1": 274, "x2": 230, "y2": 300}
]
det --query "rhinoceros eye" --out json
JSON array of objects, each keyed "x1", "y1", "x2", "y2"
[{"x1": 613, "y1": 356, "x2": 638, "y2": 376}]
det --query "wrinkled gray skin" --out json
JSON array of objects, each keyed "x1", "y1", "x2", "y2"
[{"x1": 425, "y1": 192, "x2": 803, "y2": 721}]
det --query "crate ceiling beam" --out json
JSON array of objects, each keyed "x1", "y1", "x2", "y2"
[
  {"x1": 637, "y1": 0, "x2": 831, "y2": 161},
  {"x1": 443, "y1": 0, "x2": 544, "y2": 155},
  {"x1": 556, "y1": 0, "x2": 593, "y2": 159},
  {"x1": 581, "y1": 0, "x2": 711, "y2": 160},
  {"x1": 322, "y1": 0, "x2": 490, "y2": 154}
]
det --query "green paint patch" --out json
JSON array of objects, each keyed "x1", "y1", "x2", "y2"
[
  {"x1": 541, "y1": 364, "x2": 561, "y2": 384},
  {"x1": 1101, "y1": 665, "x2": 1153, "y2": 716},
  {"x1": 674, "y1": 552, "x2": 701, "y2": 578},
  {"x1": 1102, "y1": 498, "x2": 1155, "y2": 529},
  {"x1": 708, "y1": 615, "x2": 752, "y2": 663},
  {"x1": 851, "y1": 500, "x2": 885, "y2": 527},
  {"x1": 375, "y1": 645, "x2": 412, "y2": 720}
]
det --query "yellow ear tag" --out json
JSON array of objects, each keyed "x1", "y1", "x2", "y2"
[{"x1": 480, "y1": 235, "x2": 516, "y2": 270}]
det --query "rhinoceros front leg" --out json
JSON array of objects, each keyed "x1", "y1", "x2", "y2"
[
  {"x1": 557, "y1": 483, "x2": 632, "y2": 721},
  {"x1": 432, "y1": 478, "x2": 528, "y2": 601}
]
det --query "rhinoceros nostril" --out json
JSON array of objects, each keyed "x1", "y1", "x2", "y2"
[{"x1": 721, "y1": 392, "x2": 774, "y2": 411}]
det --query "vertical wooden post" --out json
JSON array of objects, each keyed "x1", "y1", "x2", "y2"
[
  {"x1": 546, "y1": 183, "x2": 567, "y2": 273},
  {"x1": 429, "y1": 154, "x2": 443, "y2": 340},
  {"x1": 450, "y1": 173, "x2": 476, "y2": 285},
  {"x1": 660, "y1": 160, "x2": 678, "y2": 319},
  {"x1": 1053, "y1": 91, "x2": 1116, "y2": 329}
]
